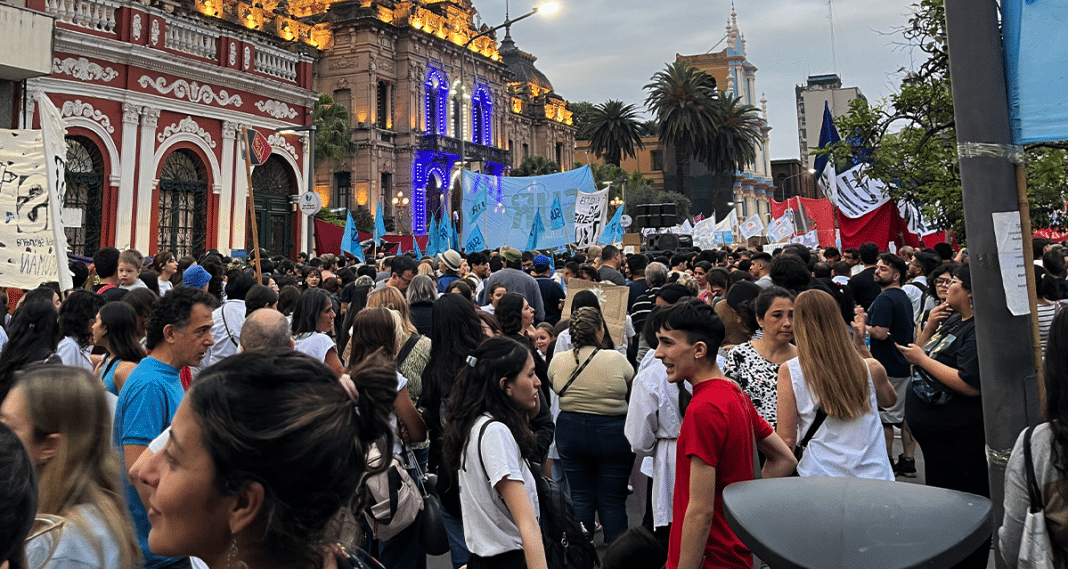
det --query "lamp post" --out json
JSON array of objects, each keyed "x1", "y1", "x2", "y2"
[
  {"x1": 452, "y1": 1, "x2": 559, "y2": 217},
  {"x1": 777, "y1": 168, "x2": 816, "y2": 202},
  {"x1": 276, "y1": 125, "x2": 317, "y2": 255},
  {"x1": 392, "y1": 190, "x2": 410, "y2": 234}
]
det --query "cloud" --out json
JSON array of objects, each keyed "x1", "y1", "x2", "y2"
[{"x1": 478, "y1": 0, "x2": 921, "y2": 159}]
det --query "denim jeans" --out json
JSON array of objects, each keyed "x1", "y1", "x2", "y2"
[
  {"x1": 441, "y1": 508, "x2": 470, "y2": 569},
  {"x1": 555, "y1": 411, "x2": 635, "y2": 543}
]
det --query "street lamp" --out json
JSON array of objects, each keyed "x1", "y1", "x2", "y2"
[
  {"x1": 392, "y1": 190, "x2": 410, "y2": 234},
  {"x1": 276, "y1": 125, "x2": 317, "y2": 254},
  {"x1": 777, "y1": 168, "x2": 816, "y2": 202},
  {"x1": 452, "y1": 1, "x2": 560, "y2": 208}
]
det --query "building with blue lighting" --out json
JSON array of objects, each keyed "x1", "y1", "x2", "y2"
[{"x1": 315, "y1": 0, "x2": 576, "y2": 236}]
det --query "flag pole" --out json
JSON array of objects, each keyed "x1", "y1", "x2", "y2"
[{"x1": 241, "y1": 127, "x2": 264, "y2": 283}]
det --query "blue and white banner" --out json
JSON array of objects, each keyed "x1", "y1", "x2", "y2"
[
  {"x1": 462, "y1": 166, "x2": 595, "y2": 251},
  {"x1": 1004, "y1": 0, "x2": 1068, "y2": 144},
  {"x1": 574, "y1": 189, "x2": 608, "y2": 248}
]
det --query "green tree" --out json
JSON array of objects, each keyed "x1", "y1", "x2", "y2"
[
  {"x1": 704, "y1": 94, "x2": 762, "y2": 173},
  {"x1": 585, "y1": 100, "x2": 646, "y2": 167},
  {"x1": 644, "y1": 61, "x2": 719, "y2": 196},
  {"x1": 818, "y1": 0, "x2": 1068, "y2": 239},
  {"x1": 313, "y1": 94, "x2": 358, "y2": 167},
  {"x1": 511, "y1": 156, "x2": 560, "y2": 177},
  {"x1": 637, "y1": 119, "x2": 658, "y2": 138},
  {"x1": 568, "y1": 101, "x2": 597, "y2": 140}
]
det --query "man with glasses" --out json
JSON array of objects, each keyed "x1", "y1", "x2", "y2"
[{"x1": 378, "y1": 254, "x2": 418, "y2": 293}]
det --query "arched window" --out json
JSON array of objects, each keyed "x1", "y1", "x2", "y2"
[
  {"x1": 158, "y1": 149, "x2": 208, "y2": 259},
  {"x1": 250, "y1": 155, "x2": 296, "y2": 258},
  {"x1": 64, "y1": 136, "x2": 104, "y2": 256},
  {"x1": 471, "y1": 84, "x2": 493, "y2": 145},
  {"x1": 425, "y1": 174, "x2": 441, "y2": 230},
  {"x1": 425, "y1": 66, "x2": 449, "y2": 136}
]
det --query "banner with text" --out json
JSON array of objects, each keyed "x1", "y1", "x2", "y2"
[
  {"x1": 462, "y1": 166, "x2": 594, "y2": 251},
  {"x1": 573, "y1": 189, "x2": 609, "y2": 249}
]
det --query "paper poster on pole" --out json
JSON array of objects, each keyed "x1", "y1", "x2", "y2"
[
  {"x1": 573, "y1": 189, "x2": 608, "y2": 248},
  {"x1": 992, "y1": 211, "x2": 1031, "y2": 316},
  {"x1": 561, "y1": 278, "x2": 628, "y2": 346}
]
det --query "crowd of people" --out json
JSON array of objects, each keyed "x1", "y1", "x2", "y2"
[{"x1": 1, "y1": 236, "x2": 1068, "y2": 569}]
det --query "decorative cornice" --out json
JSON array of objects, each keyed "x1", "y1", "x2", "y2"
[
  {"x1": 61, "y1": 100, "x2": 115, "y2": 133},
  {"x1": 158, "y1": 116, "x2": 217, "y2": 148},
  {"x1": 53, "y1": 57, "x2": 119, "y2": 83},
  {"x1": 267, "y1": 133, "x2": 296, "y2": 157},
  {"x1": 255, "y1": 99, "x2": 298, "y2": 119},
  {"x1": 138, "y1": 75, "x2": 243, "y2": 107}
]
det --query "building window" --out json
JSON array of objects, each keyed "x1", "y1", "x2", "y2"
[
  {"x1": 555, "y1": 143, "x2": 563, "y2": 167},
  {"x1": 334, "y1": 171, "x2": 351, "y2": 210},
  {"x1": 471, "y1": 83, "x2": 493, "y2": 145},
  {"x1": 651, "y1": 149, "x2": 663, "y2": 171},
  {"x1": 333, "y1": 89, "x2": 352, "y2": 122},
  {"x1": 376, "y1": 81, "x2": 390, "y2": 129},
  {"x1": 425, "y1": 66, "x2": 448, "y2": 136},
  {"x1": 64, "y1": 136, "x2": 105, "y2": 257},
  {"x1": 158, "y1": 149, "x2": 208, "y2": 259},
  {"x1": 522, "y1": 143, "x2": 529, "y2": 160}
]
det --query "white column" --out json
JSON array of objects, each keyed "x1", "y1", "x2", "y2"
[
  {"x1": 301, "y1": 133, "x2": 311, "y2": 254},
  {"x1": 134, "y1": 107, "x2": 159, "y2": 251},
  {"x1": 218, "y1": 121, "x2": 238, "y2": 252},
  {"x1": 231, "y1": 125, "x2": 248, "y2": 252},
  {"x1": 115, "y1": 103, "x2": 140, "y2": 249}
]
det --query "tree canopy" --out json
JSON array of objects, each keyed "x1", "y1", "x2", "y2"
[
  {"x1": 817, "y1": 0, "x2": 1067, "y2": 239},
  {"x1": 585, "y1": 100, "x2": 646, "y2": 167},
  {"x1": 313, "y1": 94, "x2": 358, "y2": 167},
  {"x1": 510, "y1": 156, "x2": 561, "y2": 177}
]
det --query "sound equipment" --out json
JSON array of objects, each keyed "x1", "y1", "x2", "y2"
[
  {"x1": 644, "y1": 233, "x2": 693, "y2": 252},
  {"x1": 634, "y1": 203, "x2": 677, "y2": 228}
]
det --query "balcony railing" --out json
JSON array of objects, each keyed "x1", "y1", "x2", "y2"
[
  {"x1": 45, "y1": 0, "x2": 120, "y2": 35},
  {"x1": 255, "y1": 43, "x2": 297, "y2": 82},
  {"x1": 165, "y1": 18, "x2": 217, "y2": 60},
  {"x1": 419, "y1": 134, "x2": 511, "y2": 166}
]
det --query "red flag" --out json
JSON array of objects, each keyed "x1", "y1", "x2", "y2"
[
  {"x1": 838, "y1": 202, "x2": 897, "y2": 250},
  {"x1": 246, "y1": 128, "x2": 272, "y2": 166}
]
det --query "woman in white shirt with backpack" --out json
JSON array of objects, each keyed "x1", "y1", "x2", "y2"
[{"x1": 443, "y1": 336, "x2": 547, "y2": 569}]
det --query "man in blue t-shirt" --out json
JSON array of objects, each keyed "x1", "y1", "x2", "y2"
[
  {"x1": 116, "y1": 287, "x2": 216, "y2": 569},
  {"x1": 861, "y1": 252, "x2": 916, "y2": 477}
]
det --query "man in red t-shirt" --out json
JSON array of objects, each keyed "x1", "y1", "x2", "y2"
[{"x1": 654, "y1": 300, "x2": 796, "y2": 569}]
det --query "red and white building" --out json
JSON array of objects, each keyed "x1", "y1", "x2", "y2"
[{"x1": 21, "y1": 0, "x2": 317, "y2": 259}]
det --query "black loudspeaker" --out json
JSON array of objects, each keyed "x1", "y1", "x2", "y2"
[
  {"x1": 645, "y1": 233, "x2": 693, "y2": 252},
  {"x1": 635, "y1": 203, "x2": 678, "y2": 228}
]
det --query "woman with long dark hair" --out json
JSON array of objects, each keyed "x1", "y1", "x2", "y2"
[
  {"x1": 135, "y1": 351, "x2": 396, "y2": 569},
  {"x1": 149, "y1": 251, "x2": 178, "y2": 295},
  {"x1": 57, "y1": 289, "x2": 106, "y2": 372},
  {"x1": 443, "y1": 337, "x2": 548, "y2": 569},
  {"x1": 291, "y1": 288, "x2": 343, "y2": 376},
  {"x1": 724, "y1": 287, "x2": 797, "y2": 429},
  {"x1": 92, "y1": 302, "x2": 147, "y2": 395},
  {"x1": 0, "y1": 292, "x2": 60, "y2": 403},
  {"x1": 1001, "y1": 309, "x2": 1068, "y2": 565}
]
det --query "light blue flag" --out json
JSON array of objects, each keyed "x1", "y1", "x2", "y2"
[
  {"x1": 470, "y1": 184, "x2": 488, "y2": 226},
  {"x1": 466, "y1": 225, "x2": 486, "y2": 252},
  {"x1": 373, "y1": 201, "x2": 386, "y2": 244},
  {"x1": 426, "y1": 216, "x2": 440, "y2": 257},
  {"x1": 341, "y1": 210, "x2": 365, "y2": 262},
  {"x1": 449, "y1": 217, "x2": 461, "y2": 251},
  {"x1": 598, "y1": 206, "x2": 625, "y2": 245},
  {"x1": 413, "y1": 234, "x2": 423, "y2": 259},
  {"x1": 549, "y1": 195, "x2": 565, "y2": 230},
  {"x1": 439, "y1": 217, "x2": 454, "y2": 252},
  {"x1": 526, "y1": 211, "x2": 546, "y2": 251}
]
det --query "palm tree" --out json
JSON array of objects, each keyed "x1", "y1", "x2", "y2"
[
  {"x1": 703, "y1": 93, "x2": 763, "y2": 174},
  {"x1": 511, "y1": 156, "x2": 560, "y2": 177},
  {"x1": 585, "y1": 100, "x2": 646, "y2": 167},
  {"x1": 643, "y1": 61, "x2": 719, "y2": 195},
  {"x1": 313, "y1": 94, "x2": 358, "y2": 166}
]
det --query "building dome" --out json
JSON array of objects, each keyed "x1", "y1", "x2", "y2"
[{"x1": 499, "y1": 31, "x2": 554, "y2": 93}]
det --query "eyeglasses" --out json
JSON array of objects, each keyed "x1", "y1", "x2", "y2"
[{"x1": 934, "y1": 278, "x2": 953, "y2": 287}]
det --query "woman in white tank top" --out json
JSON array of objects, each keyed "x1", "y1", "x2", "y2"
[{"x1": 776, "y1": 289, "x2": 899, "y2": 480}]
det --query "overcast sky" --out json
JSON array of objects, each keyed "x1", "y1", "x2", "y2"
[{"x1": 474, "y1": 0, "x2": 923, "y2": 162}]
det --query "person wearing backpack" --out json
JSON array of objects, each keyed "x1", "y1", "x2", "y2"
[{"x1": 443, "y1": 337, "x2": 547, "y2": 569}]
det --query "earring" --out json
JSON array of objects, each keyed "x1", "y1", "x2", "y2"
[{"x1": 228, "y1": 539, "x2": 249, "y2": 569}]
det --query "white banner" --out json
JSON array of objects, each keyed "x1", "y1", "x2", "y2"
[
  {"x1": 573, "y1": 189, "x2": 608, "y2": 248},
  {"x1": 692, "y1": 217, "x2": 717, "y2": 249},
  {"x1": 766, "y1": 212, "x2": 796, "y2": 243},
  {"x1": 898, "y1": 200, "x2": 938, "y2": 237},
  {"x1": 739, "y1": 214, "x2": 765, "y2": 240},
  {"x1": 834, "y1": 164, "x2": 891, "y2": 219},
  {"x1": 679, "y1": 219, "x2": 693, "y2": 235},
  {"x1": 0, "y1": 94, "x2": 73, "y2": 290},
  {"x1": 789, "y1": 230, "x2": 820, "y2": 249}
]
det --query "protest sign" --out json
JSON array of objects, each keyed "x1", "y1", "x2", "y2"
[
  {"x1": 561, "y1": 278, "x2": 628, "y2": 346},
  {"x1": 573, "y1": 189, "x2": 608, "y2": 248}
]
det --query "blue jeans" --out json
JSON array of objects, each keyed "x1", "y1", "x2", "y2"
[
  {"x1": 555, "y1": 411, "x2": 634, "y2": 543},
  {"x1": 441, "y1": 507, "x2": 470, "y2": 569}
]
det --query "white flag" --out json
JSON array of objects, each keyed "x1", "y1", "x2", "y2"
[
  {"x1": 818, "y1": 161, "x2": 836, "y2": 204},
  {"x1": 766, "y1": 212, "x2": 796, "y2": 243},
  {"x1": 789, "y1": 230, "x2": 819, "y2": 249},
  {"x1": 898, "y1": 201, "x2": 938, "y2": 237},
  {"x1": 680, "y1": 219, "x2": 694, "y2": 235},
  {"x1": 834, "y1": 164, "x2": 891, "y2": 219},
  {"x1": 739, "y1": 215, "x2": 765, "y2": 240}
]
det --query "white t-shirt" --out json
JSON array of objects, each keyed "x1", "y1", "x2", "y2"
[
  {"x1": 158, "y1": 279, "x2": 173, "y2": 295},
  {"x1": 459, "y1": 415, "x2": 540, "y2": 557},
  {"x1": 390, "y1": 372, "x2": 409, "y2": 455},
  {"x1": 293, "y1": 332, "x2": 335, "y2": 363},
  {"x1": 56, "y1": 336, "x2": 94, "y2": 371}
]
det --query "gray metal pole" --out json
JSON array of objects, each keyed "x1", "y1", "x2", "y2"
[{"x1": 943, "y1": 0, "x2": 1041, "y2": 564}]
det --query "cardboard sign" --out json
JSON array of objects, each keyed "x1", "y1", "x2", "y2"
[{"x1": 561, "y1": 278, "x2": 628, "y2": 346}]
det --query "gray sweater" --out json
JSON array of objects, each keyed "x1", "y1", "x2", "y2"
[{"x1": 1000, "y1": 422, "x2": 1068, "y2": 568}]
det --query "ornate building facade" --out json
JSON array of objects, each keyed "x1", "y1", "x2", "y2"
[{"x1": 310, "y1": 0, "x2": 576, "y2": 236}]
